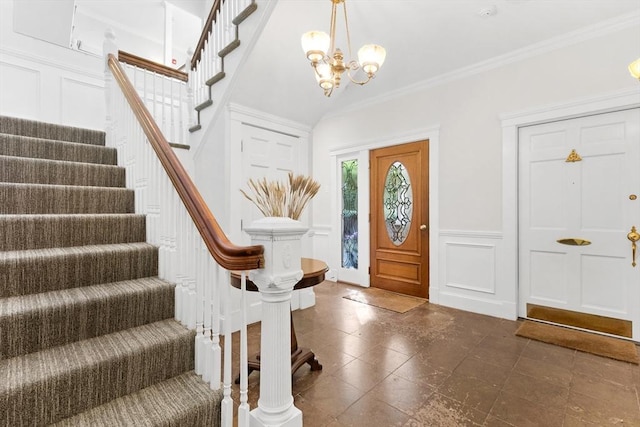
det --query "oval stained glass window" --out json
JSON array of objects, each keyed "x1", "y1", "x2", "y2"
[{"x1": 383, "y1": 161, "x2": 413, "y2": 246}]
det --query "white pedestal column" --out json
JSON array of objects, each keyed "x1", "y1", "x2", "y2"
[{"x1": 244, "y1": 217, "x2": 307, "y2": 427}]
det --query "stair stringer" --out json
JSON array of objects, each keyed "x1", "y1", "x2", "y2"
[{"x1": 190, "y1": 0, "x2": 278, "y2": 157}]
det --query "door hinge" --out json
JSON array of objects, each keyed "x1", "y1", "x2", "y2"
[{"x1": 368, "y1": 266, "x2": 371, "y2": 275}]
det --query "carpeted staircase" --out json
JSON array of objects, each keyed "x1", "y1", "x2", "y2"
[{"x1": 0, "y1": 116, "x2": 222, "y2": 426}]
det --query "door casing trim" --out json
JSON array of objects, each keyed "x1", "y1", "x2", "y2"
[
  {"x1": 501, "y1": 88, "x2": 640, "y2": 320},
  {"x1": 329, "y1": 125, "x2": 441, "y2": 303}
]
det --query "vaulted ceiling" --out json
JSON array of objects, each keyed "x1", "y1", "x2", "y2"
[{"x1": 230, "y1": 0, "x2": 640, "y2": 127}]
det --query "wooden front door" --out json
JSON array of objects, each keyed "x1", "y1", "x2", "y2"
[
  {"x1": 519, "y1": 108, "x2": 640, "y2": 339},
  {"x1": 370, "y1": 140, "x2": 429, "y2": 298}
]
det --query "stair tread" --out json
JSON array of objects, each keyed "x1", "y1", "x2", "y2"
[
  {"x1": 0, "y1": 213, "x2": 146, "y2": 251},
  {"x1": 0, "y1": 154, "x2": 125, "y2": 187},
  {"x1": 0, "y1": 133, "x2": 117, "y2": 165},
  {"x1": 52, "y1": 371, "x2": 222, "y2": 427},
  {"x1": 0, "y1": 182, "x2": 135, "y2": 214},
  {"x1": 2, "y1": 241, "x2": 157, "y2": 260},
  {"x1": 1, "y1": 319, "x2": 194, "y2": 425},
  {"x1": 0, "y1": 277, "x2": 175, "y2": 359},
  {"x1": 0, "y1": 276, "x2": 173, "y2": 316},
  {"x1": 0, "y1": 242, "x2": 159, "y2": 297},
  {"x1": 0, "y1": 319, "x2": 192, "y2": 391},
  {"x1": 0, "y1": 116, "x2": 105, "y2": 146}
]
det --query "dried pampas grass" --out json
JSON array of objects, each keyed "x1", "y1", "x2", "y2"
[{"x1": 240, "y1": 172, "x2": 320, "y2": 220}]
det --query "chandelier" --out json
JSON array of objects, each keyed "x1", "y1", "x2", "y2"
[{"x1": 301, "y1": 0, "x2": 386, "y2": 97}]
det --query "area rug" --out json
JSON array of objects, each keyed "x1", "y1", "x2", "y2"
[
  {"x1": 515, "y1": 320, "x2": 639, "y2": 364},
  {"x1": 342, "y1": 287, "x2": 426, "y2": 313}
]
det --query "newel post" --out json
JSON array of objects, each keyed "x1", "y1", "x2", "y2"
[{"x1": 244, "y1": 217, "x2": 307, "y2": 427}]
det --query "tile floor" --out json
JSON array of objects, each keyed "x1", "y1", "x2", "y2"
[{"x1": 237, "y1": 281, "x2": 640, "y2": 426}]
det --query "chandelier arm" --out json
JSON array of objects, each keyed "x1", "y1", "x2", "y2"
[
  {"x1": 345, "y1": 66, "x2": 372, "y2": 86},
  {"x1": 342, "y1": 0, "x2": 353, "y2": 60},
  {"x1": 329, "y1": 1, "x2": 338, "y2": 55}
]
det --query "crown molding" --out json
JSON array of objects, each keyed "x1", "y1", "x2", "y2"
[{"x1": 323, "y1": 11, "x2": 640, "y2": 121}]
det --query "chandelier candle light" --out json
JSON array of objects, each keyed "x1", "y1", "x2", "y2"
[{"x1": 301, "y1": 0, "x2": 386, "y2": 97}]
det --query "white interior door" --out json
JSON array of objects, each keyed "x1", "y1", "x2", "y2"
[
  {"x1": 240, "y1": 124, "x2": 301, "y2": 242},
  {"x1": 519, "y1": 108, "x2": 640, "y2": 340}
]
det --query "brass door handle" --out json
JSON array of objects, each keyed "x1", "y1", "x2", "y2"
[
  {"x1": 628, "y1": 226, "x2": 640, "y2": 267},
  {"x1": 420, "y1": 224, "x2": 427, "y2": 231}
]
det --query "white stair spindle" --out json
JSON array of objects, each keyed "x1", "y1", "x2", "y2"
[
  {"x1": 221, "y1": 270, "x2": 233, "y2": 427},
  {"x1": 238, "y1": 270, "x2": 250, "y2": 427}
]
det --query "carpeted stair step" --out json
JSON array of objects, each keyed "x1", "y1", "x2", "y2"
[
  {"x1": 0, "y1": 115, "x2": 105, "y2": 146},
  {"x1": 0, "y1": 319, "x2": 195, "y2": 426},
  {"x1": 0, "y1": 243, "x2": 158, "y2": 297},
  {"x1": 0, "y1": 277, "x2": 175, "y2": 359},
  {"x1": 0, "y1": 133, "x2": 117, "y2": 165},
  {"x1": 52, "y1": 371, "x2": 222, "y2": 426},
  {"x1": 0, "y1": 183, "x2": 134, "y2": 214},
  {"x1": 0, "y1": 214, "x2": 147, "y2": 251},
  {"x1": 0, "y1": 155, "x2": 125, "y2": 187}
]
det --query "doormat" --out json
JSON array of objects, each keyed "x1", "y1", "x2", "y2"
[
  {"x1": 342, "y1": 287, "x2": 426, "y2": 313},
  {"x1": 515, "y1": 320, "x2": 639, "y2": 365}
]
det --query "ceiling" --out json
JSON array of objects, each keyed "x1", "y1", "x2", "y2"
[{"x1": 230, "y1": 0, "x2": 640, "y2": 127}]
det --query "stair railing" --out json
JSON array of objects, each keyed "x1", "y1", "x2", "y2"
[
  {"x1": 117, "y1": 50, "x2": 192, "y2": 146},
  {"x1": 105, "y1": 31, "x2": 263, "y2": 426},
  {"x1": 188, "y1": 0, "x2": 257, "y2": 131}
]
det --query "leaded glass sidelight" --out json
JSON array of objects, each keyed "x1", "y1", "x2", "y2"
[
  {"x1": 341, "y1": 159, "x2": 358, "y2": 268},
  {"x1": 384, "y1": 161, "x2": 413, "y2": 245}
]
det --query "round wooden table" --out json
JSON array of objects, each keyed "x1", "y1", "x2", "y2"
[{"x1": 230, "y1": 258, "x2": 328, "y2": 380}]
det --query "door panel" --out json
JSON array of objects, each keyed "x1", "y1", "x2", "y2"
[
  {"x1": 519, "y1": 108, "x2": 640, "y2": 339},
  {"x1": 241, "y1": 124, "x2": 300, "y2": 241},
  {"x1": 370, "y1": 140, "x2": 429, "y2": 298}
]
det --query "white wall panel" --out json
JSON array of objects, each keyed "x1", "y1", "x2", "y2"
[
  {"x1": 444, "y1": 242, "x2": 496, "y2": 294},
  {"x1": 0, "y1": 62, "x2": 40, "y2": 119},
  {"x1": 438, "y1": 231, "x2": 515, "y2": 319},
  {"x1": 60, "y1": 77, "x2": 105, "y2": 130}
]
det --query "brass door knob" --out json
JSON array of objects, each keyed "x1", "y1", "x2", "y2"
[
  {"x1": 628, "y1": 226, "x2": 639, "y2": 267},
  {"x1": 420, "y1": 224, "x2": 427, "y2": 230}
]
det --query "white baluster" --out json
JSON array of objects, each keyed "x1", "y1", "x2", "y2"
[
  {"x1": 238, "y1": 270, "x2": 250, "y2": 427},
  {"x1": 221, "y1": 270, "x2": 233, "y2": 427},
  {"x1": 202, "y1": 252, "x2": 213, "y2": 383},
  {"x1": 209, "y1": 262, "x2": 222, "y2": 390},
  {"x1": 195, "y1": 238, "x2": 205, "y2": 376}
]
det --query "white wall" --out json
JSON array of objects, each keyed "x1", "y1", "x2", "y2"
[
  {"x1": 311, "y1": 23, "x2": 640, "y2": 319},
  {"x1": 0, "y1": 0, "x2": 105, "y2": 130}
]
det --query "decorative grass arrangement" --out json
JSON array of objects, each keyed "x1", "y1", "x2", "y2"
[{"x1": 240, "y1": 172, "x2": 320, "y2": 220}]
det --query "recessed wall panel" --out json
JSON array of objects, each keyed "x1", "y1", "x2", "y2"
[
  {"x1": 60, "y1": 78, "x2": 104, "y2": 130},
  {"x1": 0, "y1": 62, "x2": 40, "y2": 119},
  {"x1": 445, "y1": 242, "x2": 495, "y2": 294}
]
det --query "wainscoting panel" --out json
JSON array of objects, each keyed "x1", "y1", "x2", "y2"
[
  {"x1": 445, "y1": 242, "x2": 496, "y2": 294},
  {"x1": 438, "y1": 230, "x2": 516, "y2": 320},
  {"x1": 0, "y1": 61, "x2": 40, "y2": 119},
  {"x1": 0, "y1": 47, "x2": 103, "y2": 130},
  {"x1": 60, "y1": 77, "x2": 105, "y2": 130}
]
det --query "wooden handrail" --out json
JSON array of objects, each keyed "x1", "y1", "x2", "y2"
[
  {"x1": 191, "y1": 0, "x2": 222, "y2": 69},
  {"x1": 119, "y1": 50, "x2": 188, "y2": 82},
  {"x1": 108, "y1": 53, "x2": 264, "y2": 271}
]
